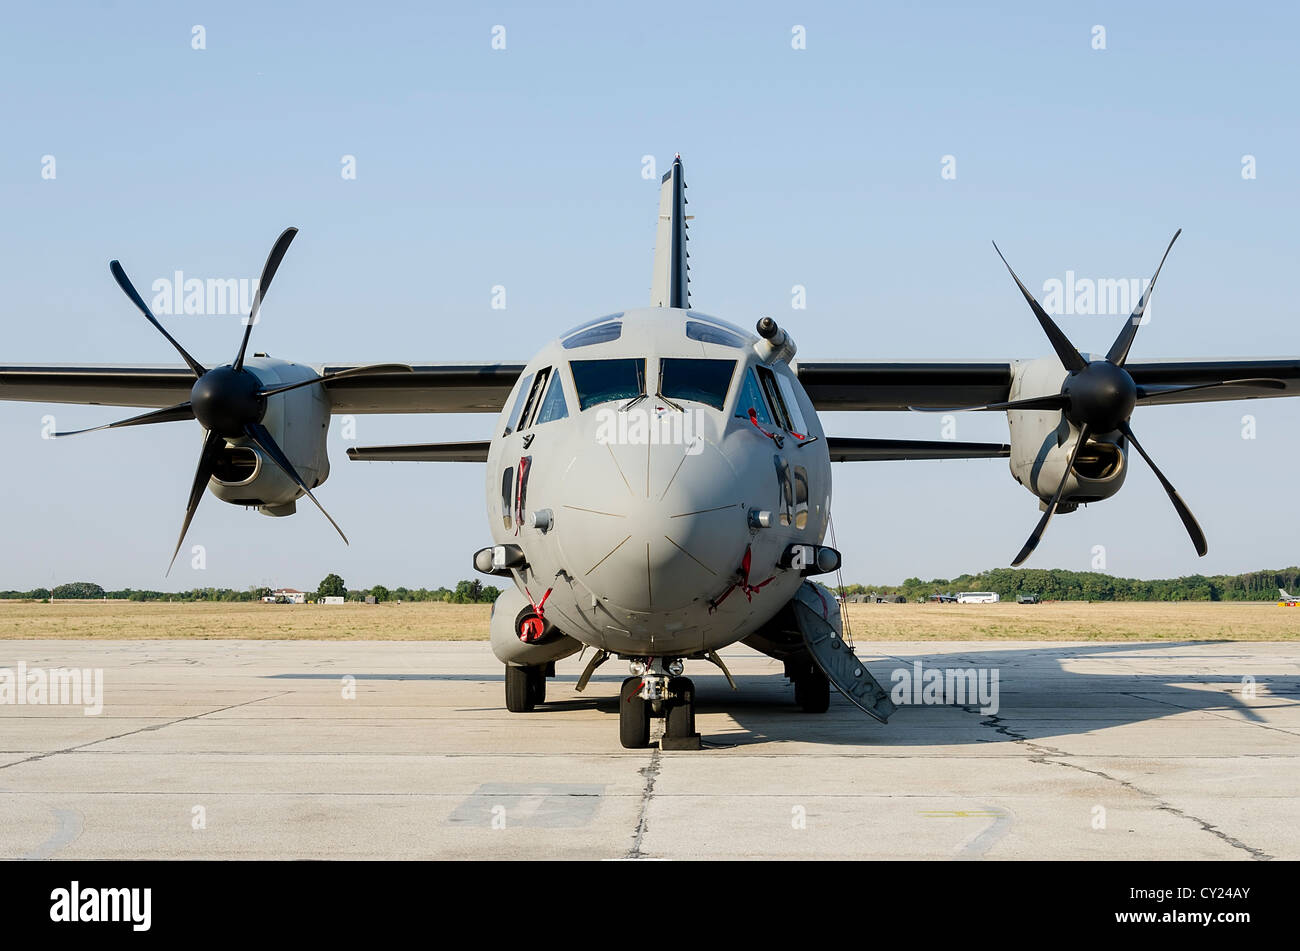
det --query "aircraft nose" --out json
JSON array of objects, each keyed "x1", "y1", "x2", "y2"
[{"x1": 554, "y1": 434, "x2": 748, "y2": 613}]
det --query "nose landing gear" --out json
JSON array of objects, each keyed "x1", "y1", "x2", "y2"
[
  {"x1": 504, "y1": 662, "x2": 551, "y2": 712},
  {"x1": 619, "y1": 658, "x2": 701, "y2": 751}
]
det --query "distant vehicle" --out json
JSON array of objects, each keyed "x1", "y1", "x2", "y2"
[
  {"x1": 1280, "y1": 589, "x2": 1298, "y2": 607},
  {"x1": 319, "y1": 596, "x2": 345, "y2": 605},
  {"x1": 958, "y1": 592, "x2": 1000, "y2": 604},
  {"x1": 929, "y1": 593, "x2": 957, "y2": 603},
  {"x1": 1017, "y1": 593, "x2": 1040, "y2": 604}
]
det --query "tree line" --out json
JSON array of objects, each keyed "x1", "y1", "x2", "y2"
[
  {"x1": 0, "y1": 577, "x2": 503, "y2": 604},
  {"x1": 841, "y1": 567, "x2": 1300, "y2": 603},
  {"x1": 6, "y1": 568, "x2": 1298, "y2": 604}
]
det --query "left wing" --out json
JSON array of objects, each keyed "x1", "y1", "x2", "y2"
[{"x1": 795, "y1": 358, "x2": 1300, "y2": 411}]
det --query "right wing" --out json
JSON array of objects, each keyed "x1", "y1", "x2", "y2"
[{"x1": 0, "y1": 362, "x2": 526, "y2": 413}]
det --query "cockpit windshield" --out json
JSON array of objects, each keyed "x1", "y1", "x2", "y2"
[
  {"x1": 570, "y1": 358, "x2": 646, "y2": 411},
  {"x1": 659, "y1": 358, "x2": 736, "y2": 411}
]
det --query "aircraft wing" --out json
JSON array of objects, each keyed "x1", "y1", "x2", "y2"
[
  {"x1": 347, "y1": 441, "x2": 491, "y2": 462},
  {"x1": 796, "y1": 361, "x2": 1014, "y2": 411},
  {"x1": 0, "y1": 362, "x2": 526, "y2": 413},
  {"x1": 825, "y1": 437, "x2": 1009, "y2": 461},
  {"x1": 796, "y1": 358, "x2": 1300, "y2": 410},
  {"x1": 343, "y1": 436, "x2": 1010, "y2": 464},
  {"x1": 4, "y1": 357, "x2": 1297, "y2": 415}
]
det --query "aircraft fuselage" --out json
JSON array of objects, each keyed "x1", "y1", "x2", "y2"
[{"x1": 485, "y1": 307, "x2": 831, "y2": 657}]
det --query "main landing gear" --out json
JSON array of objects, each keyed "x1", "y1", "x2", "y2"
[
  {"x1": 504, "y1": 661, "x2": 553, "y2": 712},
  {"x1": 786, "y1": 659, "x2": 831, "y2": 713},
  {"x1": 620, "y1": 657, "x2": 700, "y2": 751}
]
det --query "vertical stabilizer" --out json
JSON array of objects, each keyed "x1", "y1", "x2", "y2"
[{"x1": 650, "y1": 155, "x2": 690, "y2": 309}]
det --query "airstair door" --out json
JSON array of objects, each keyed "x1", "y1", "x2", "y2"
[{"x1": 791, "y1": 582, "x2": 896, "y2": 723}]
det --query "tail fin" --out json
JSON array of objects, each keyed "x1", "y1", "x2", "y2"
[
  {"x1": 650, "y1": 155, "x2": 690, "y2": 309},
  {"x1": 1281, "y1": 588, "x2": 1293, "y2": 600}
]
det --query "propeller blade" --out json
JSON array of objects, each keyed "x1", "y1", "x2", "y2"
[
  {"x1": 54, "y1": 401, "x2": 195, "y2": 438},
  {"x1": 992, "y1": 242, "x2": 1087, "y2": 373},
  {"x1": 1106, "y1": 229, "x2": 1181, "y2": 367},
  {"x1": 1118, "y1": 420, "x2": 1208, "y2": 557},
  {"x1": 256, "y1": 364, "x2": 414, "y2": 399},
  {"x1": 910, "y1": 393, "x2": 1069, "y2": 414},
  {"x1": 167, "y1": 428, "x2": 226, "y2": 576},
  {"x1": 1136, "y1": 377, "x2": 1286, "y2": 400},
  {"x1": 1011, "y1": 423, "x2": 1091, "y2": 567},
  {"x1": 243, "y1": 421, "x2": 349, "y2": 545},
  {"x1": 109, "y1": 261, "x2": 207, "y2": 379},
  {"x1": 233, "y1": 227, "x2": 298, "y2": 372}
]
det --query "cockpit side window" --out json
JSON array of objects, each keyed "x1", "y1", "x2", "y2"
[
  {"x1": 516, "y1": 367, "x2": 551, "y2": 431},
  {"x1": 534, "y1": 370, "x2": 569, "y2": 424},
  {"x1": 685, "y1": 321, "x2": 747, "y2": 348},
  {"x1": 756, "y1": 366, "x2": 795, "y2": 432},
  {"x1": 735, "y1": 368, "x2": 774, "y2": 425},
  {"x1": 570, "y1": 358, "x2": 646, "y2": 411},
  {"x1": 775, "y1": 372, "x2": 809, "y2": 436},
  {"x1": 659, "y1": 358, "x2": 736, "y2": 411},
  {"x1": 561, "y1": 313, "x2": 624, "y2": 338},
  {"x1": 562, "y1": 321, "x2": 622, "y2": 349},
  {"x1": 503, "y1": 371, "x2": 534, "y2": 436}
]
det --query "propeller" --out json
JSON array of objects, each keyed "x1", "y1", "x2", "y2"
[
  {"x1": 59, "y1": 228, "x2": 412, "y2": 573},
  {"x1": 926, "y1": 231, "x2": 1282, "y2": 566}
]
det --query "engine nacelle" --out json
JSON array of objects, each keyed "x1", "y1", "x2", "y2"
[
  {"x1": 489, "y1": 587, "x2": 584, "y2": 667},
  {"x1": 1007, "y1": 357, "x2": 1128, "y2": 512},
  {"x1": 206, "y1": 357, "x2": 331, "y2": 517}
]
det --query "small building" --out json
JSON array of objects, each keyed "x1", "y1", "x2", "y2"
[{"x1": 268, "y1": 588, "x2": 307, "y2": 604}]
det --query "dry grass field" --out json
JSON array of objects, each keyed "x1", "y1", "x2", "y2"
[{"x1": 0, "y1": 598, "x2": 1295, "y2": 641}]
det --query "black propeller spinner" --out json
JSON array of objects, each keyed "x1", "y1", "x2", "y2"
[
  {"x1": 57, "y1": 227, "x2": 411, "y2": 573},
  {"x1": 918, "y1": 230, "x2": 1285, "y2": 566}
]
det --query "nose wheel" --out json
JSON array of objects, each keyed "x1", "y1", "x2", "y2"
[
  {"x1": 619, "y1": 676, "x2": 651, "y2": 748},
  {"x1": 662, "y1": 677, "x2": 700, "y2": 751},
  {"x1": 619, "y1": 667, "x2": 701, "y2": 751}
]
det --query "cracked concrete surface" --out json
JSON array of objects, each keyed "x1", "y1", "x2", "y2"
[{"x1": 0, "y1": 638, "x2": 1296, "y2": 859}]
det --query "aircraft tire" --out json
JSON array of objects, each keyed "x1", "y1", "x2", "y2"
[
  {"x1": 529, "y1": 666, "x2": 546, "y2": 706},
  {"x1": 797, "y1": 668, "x2": 830, "y2": 713},
  {"x1": 619, "y1": 677, "x2": 651, "y2": 748},
  {"x1": 665, "y1": 677, "x2": 696, "y2": 738},
  {"x1": 505, "y1": 664, "x2": 535, "y2": 712}
]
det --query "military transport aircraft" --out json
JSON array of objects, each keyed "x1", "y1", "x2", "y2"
[{"x1": 2, "y1": 157, "x2": 1297, "y2": 749}]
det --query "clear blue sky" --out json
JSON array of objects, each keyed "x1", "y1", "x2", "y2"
[{"x1": 1, "y1": 1, "x2": 1296, "y2": 590}]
